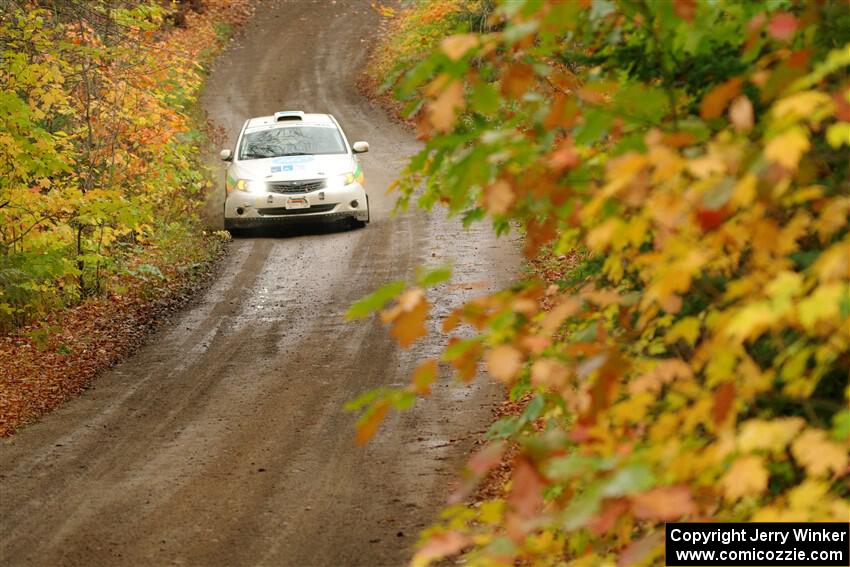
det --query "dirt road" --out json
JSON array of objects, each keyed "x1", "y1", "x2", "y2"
[{"x1": 0, "y1": 2, "x2": 517, "y2": 566}]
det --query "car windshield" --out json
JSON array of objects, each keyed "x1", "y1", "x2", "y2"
[{"x1": 238, "y1": 125, "x2": 346, "y2": 160}]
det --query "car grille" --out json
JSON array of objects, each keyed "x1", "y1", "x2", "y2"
[
  {"x1": 267, "y1": 179, "x2": 326, "y2": 194},
  {"x1": 256, "y1": 203, "x2": 337, "y2": 216}
]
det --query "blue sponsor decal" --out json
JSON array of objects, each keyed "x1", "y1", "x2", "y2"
[
  {"x1": 272, "y1": 155, "x2": 314, "y2": 165},
  {"x1": 270, "y1": 166, "x2": 281, "y2": 173}
]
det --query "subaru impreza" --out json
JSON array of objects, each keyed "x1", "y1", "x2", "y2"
[{"x1": 220, "y1": 111, "x2": 369, "y2": 231}]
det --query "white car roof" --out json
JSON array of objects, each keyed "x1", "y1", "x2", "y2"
[{"x1": 245, "y1": 111, "x2": 335, "y2": 130}]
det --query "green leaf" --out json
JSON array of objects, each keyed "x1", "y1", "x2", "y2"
[
  {"x1": 545, "y1": 454, "x2": 600, "y2": 480},
  {"x1": 471, "y1": 82, "x2": 501, "y2": 115},
  {"x1": 831, "y1": 410, "x2": 850, "y2": 443},
  {"x1": 601, "y1": 463, "x2": 655, "y2": 497},
  {"x1": 416, "y1": 265, "x2": 453, "y2": 288},
  {"x1": 575, "y1": 107, "x2": 612, "y2": 145},
  {"x1": 346, "y1": 280, "x2": 406, "y2": 319}
]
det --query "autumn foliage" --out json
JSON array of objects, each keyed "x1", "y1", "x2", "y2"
[
  {"x1": 354, "y1": 1, "x2": 850, "y2": 565},
  {"x1": 0, "y1": 0, "x2": 249, "y2": 330}
]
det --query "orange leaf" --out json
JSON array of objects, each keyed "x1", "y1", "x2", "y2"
[
  {"x1": 673, "y1": 0, "x2": 696, "y2": 22},
  {"x1": 722, "y1": 455, "x2": 768, "y2": 500},
  {"x1": 441, "y1": 33, "x2": 478, "y2": 61},
  {"x1": 589, "y1": 499, "x2": 629, "y2": 535},
  {"x1": 696, "y1": 205, "x2": 731, "y2": 232},
  {"x1": 426, "y1": 79, "x2": 465, "y2": 132},
  {"x1": 501, "y1": 62, "x2": 534, "y2": 98},
  {"x1": 467, "y1": 440, "x2": 505, "y2": 475},
  {"x1": 630, "y1": 486, "x2": 696, "y2": 520},
  {"x1": 544, "y1": 93, "x2": 580, "y2": 129},
  {"x1": 531, "y1": 358, "x2": 569, "y2": 390},
  {"x1": 356, "y1": 400, "x2": 389, "y2": 446},
  {"x1": 618, "y1": 532, "x2": 664, "y2": 567},
  {"x1": 712, "y1": 382, "x2": 736, "y2": 426},
  {"x1": 548, "y1": 137, "x2": 580, "y2": 172},
  {"x1": 700, "y1": 78, "x2": 742, "y2": 120},
  {"x1": 509, "y1": 456, "x2": 546, "y2": 519},
  {"x1": 482, "y1": 179, "x2": 515, "y2": 215},
  {"x1": 381, "y1": 288, "x2": 430, "y2": 348},
  {"x1": 412, "y1": 531, "x2": 470, "y2": 566},
  {"x1": 485, "y1": 344, "x2": 524, "y2": 384},
  {"x1": 524, "y1": 218, "x2": 556, "y2": 257},
  {"x1": 412, "y1": 359, "x2": 438, "y2": 395},
  {"x1": 448, "y1": 338, "x2": 483, "y2": 382}
]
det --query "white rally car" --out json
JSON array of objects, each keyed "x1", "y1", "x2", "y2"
[{"x1": 220, "y1": 111, "x2": 369, "y2": 230}]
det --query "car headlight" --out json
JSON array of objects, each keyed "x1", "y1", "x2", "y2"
[
  {"x1": 326, "y1": 172, "x2": 356, "y2": 189},
  {"x1": 236, "y1": 179, "x2": 266, "y2": 193}
]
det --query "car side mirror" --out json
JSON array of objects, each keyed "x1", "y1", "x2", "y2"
[
  {"x1": 220, "y1": 149, "x2": 233, "y2": 161},
  {"x1": 352, "y1": 141, "x2": 369, "y2": 154}
]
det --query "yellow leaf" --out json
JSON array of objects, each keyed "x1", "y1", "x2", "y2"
[
  {"x1": 485, "y1": 345, "x2": 524, "y2": 384},
  {"x1": 772, "y1": 91, "x2": 832, "y2": 121},
  {"x1": 792, "y1": 429, "x2": 848, "y2": 477},
  {"x1": 725, "y1": 302, "x2": 777, "y2": 342},
  {"x1": 766, "y1": 271, "x2": 803, "y2": 315},
  {"x1": 797, "y1": 283, "x2": 845, "y2": 330},
  {"x1": 826, "y1": 123, "x2": 850, "y2": 148},
  {"x1": 628, "y1": 358, "x2": 692, "y2": 395},
  {"x1": 788, "y1": 480, "x2": 830, "y2": 512},
  {"x1": 722, "y1": 455, "x2": 768, "y2": 501},
  {"x1": 738, "y1": 417, "x2": 804, "y2": 452},
  {"x1": 813, "y1": 243, "x2": 849, "y2": 282},
  {"x1": 665, "y1": 317, "x2": 701, "y2": 347},
  {"x1": 764, "y1": 127, "x2": 810, "y2": 170},
  {"x1": 816, "y1": 197, "x2": 850, "y2": 242}
]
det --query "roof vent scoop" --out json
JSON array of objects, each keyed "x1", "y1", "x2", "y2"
[{"x1": 274, "y1": 110, "x2": 305, "y2": 122}]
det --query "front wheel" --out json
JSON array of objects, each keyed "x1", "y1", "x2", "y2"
[{"x1": 224, "y1": 219, "x2": 244, "y2": 237}]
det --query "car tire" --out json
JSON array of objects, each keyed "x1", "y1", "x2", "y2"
[{"x1": 224, "y1": 219, "x2": 243, "y2": 237}]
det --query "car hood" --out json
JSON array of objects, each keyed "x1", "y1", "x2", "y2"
[{"x1": 229, "y1": 154, "x2": 355, "y2": 181}]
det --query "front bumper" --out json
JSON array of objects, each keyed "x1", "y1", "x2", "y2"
[{"x1": 224, "y1": 182, "x2": 368, "y2": 226}]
